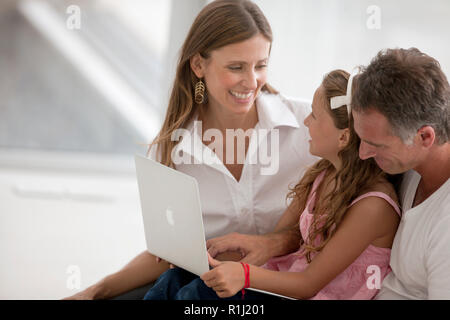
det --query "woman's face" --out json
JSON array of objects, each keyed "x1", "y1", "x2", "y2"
[
  {"x1": 193, "y1": 34, "x2": 271, "y2": 116},
  {"x1": 304, "y1": 86, "x2": 346, "y2": 161}
]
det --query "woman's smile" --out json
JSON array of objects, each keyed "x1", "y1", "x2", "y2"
[{"x1": 229, "y1": 90, "x2": 254, "y2": 104}]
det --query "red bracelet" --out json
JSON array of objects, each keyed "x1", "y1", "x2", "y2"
[{"x1": 240, "y1": 262, "x2": 250, "y2": 300}]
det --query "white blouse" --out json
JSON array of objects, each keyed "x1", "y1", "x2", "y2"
[{"x1": 149, "y1": 92, "x2": 318, "y2": 240}]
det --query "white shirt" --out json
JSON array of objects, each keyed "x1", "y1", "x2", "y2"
[
  {"x1": 376, "y1": 170, "x2": 450, "y2": 300},
  {"x1": 149, "y1": 92, "x2": 317, "y2": 240}
]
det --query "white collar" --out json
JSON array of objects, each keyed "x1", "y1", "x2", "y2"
[
  {"x1": 172, "y1": 92, "x2": 300, "y2": 175},
  {"x1": 256, "y1": 92, "x2": 300, "y2": 130}
]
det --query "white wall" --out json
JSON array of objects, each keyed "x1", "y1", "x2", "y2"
[{"x1": 256, "y1": 0, "x2": 450, "y2": 100}]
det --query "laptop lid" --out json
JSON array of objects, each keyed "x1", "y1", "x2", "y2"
[{"x1": 134, "y1": 154, "x2": 209, "y2": 277}]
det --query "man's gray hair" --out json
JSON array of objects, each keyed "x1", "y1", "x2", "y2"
[{"x1": 352, "y1": 48, "x2": 450, "y2": 145}]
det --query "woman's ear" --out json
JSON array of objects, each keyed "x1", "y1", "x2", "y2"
[
  {"x1": 338, "y1": 128, "x2": 351, "y2": 149},
  {"x1": 190, "y1": 53, "x2": 206, "y2": 79}
]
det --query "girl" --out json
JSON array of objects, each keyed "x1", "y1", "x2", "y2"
[{"x1": 143, "y1": 69, "x2": 401, "y2": 300}]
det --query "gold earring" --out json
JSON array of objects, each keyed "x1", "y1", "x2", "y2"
[{"x1": 195, "y1": 79, "x2": 205, "y2": 104}]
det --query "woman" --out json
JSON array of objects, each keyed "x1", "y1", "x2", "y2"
[
  {"x1": 142, "y1": 70, "x2": 401, "y2": 300},
  {"x1": 64, "y1": 0, "x2": 316, "y2": 300}
]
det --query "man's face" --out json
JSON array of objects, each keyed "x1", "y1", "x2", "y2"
[{"x1": 352, "y1": 109, "x2": 423, "y2": 174}]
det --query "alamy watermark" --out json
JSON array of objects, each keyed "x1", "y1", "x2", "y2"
[
  {"x1": 171, "y1": 121, "x2": 280, "y2": 176},
  {"x1": 367, "y1": 5, "x2": 381, "y2": 30},
  {"x1": 66, "y1": 5, "x2": 81, "y2": 30},
  {"x1": 366, "y1": 265, "x2": 382, "y2": 290},
  {"x1": 66, "y1": 265, "x2": 81, "y2": 290}
]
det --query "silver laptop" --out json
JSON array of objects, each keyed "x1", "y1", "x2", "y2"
[
  {"x1": 134, "y1": 154, "x2": 295, "y2": 300},
  {"x1": 134, "y1": 154, "x2": 209, "y2": 276}
]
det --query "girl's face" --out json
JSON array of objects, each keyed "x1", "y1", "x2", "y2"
[
  {"x1": 304, "y1": 86, "x2": 347, "y2": 162},
  {"x1": 191, "y1": 34, "x2": 271, "y2": 116}
]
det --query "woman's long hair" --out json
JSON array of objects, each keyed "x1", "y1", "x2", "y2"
[
  {"x1": 288, "y1": 70, "x2": 387, "y2": 263},
  {"x1": 147, "y1": 0, "x2": 277, "y2": 167}
]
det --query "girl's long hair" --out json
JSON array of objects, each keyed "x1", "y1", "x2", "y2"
[
  {"x1": 288, "y1": 70, "x2": 387, "y2": 263},
  {"x1": 147, "y1": 0, "x2": 277, "y2": 167}
]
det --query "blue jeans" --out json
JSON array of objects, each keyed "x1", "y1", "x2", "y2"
[{"x1": 143, "y1": 268, "x2": 283, "y2": 300}]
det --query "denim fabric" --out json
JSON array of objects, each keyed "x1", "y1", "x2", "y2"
[
  {"x1": 111, "y1": 282, "x2": 154, "y2": 300},
  {"x1": 143, "y1": 268, "x2": 282, "y2": 301}
]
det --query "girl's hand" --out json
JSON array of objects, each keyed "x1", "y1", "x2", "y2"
[{"x1": 200, "y1": 254, "x2": 246, "y2": 298}]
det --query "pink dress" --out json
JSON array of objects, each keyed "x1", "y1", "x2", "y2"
[{"x1": 263, "y1": 170, "x2": 401, "y2": 300}]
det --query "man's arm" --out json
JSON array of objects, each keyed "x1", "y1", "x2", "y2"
[
  {"x1": 261, "y1": 223, "x2": 303, "y2": 259},
  {"x1": 207, "y1": 197, "x2": 303, "y2": 266}
]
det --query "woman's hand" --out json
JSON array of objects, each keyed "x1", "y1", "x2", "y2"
[
  {"x1": 207, "y1": 232, "x2": 272, "y2": 266},
  {"x1": 155, "y1": 256, "x2": 176, "y2": 269},
  {"x1": 200, "y1": 254, "x2": 246, "y2": 298}
]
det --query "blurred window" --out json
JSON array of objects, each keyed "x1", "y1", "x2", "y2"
[{"x1": 0, "y1": 0, "x2": 171, "y2": 155}]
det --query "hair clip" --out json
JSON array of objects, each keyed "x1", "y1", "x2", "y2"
[{"x1": 330, "y1": 71, "x2": 358, "y2": 116}]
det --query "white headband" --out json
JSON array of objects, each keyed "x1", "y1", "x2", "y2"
[{"x1": 330, "y1": 71, "x2": 357, "y2": 116}]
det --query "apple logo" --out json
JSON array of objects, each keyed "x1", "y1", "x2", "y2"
[{"x1": 165, "y1": 207, "x2": 175, "y2": 226}]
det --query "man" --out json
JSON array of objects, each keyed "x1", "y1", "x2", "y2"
[
  {"x1": 208, "y1": 47, "x2": 450, "y2": 299},
  {"x1": 351, "y1": 48, "x2": 450, "y2": 299}
]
